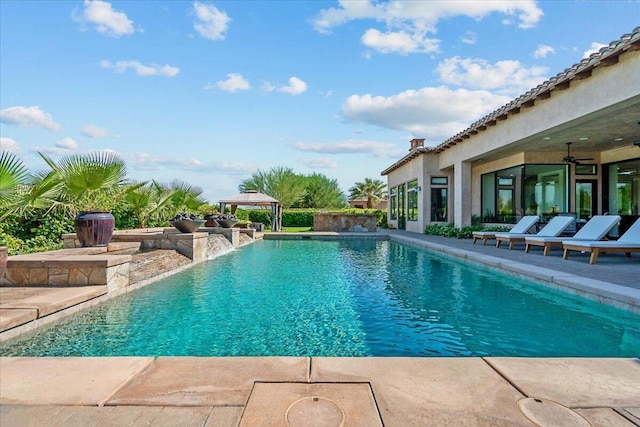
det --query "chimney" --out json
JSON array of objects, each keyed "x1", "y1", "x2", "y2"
[{"x1": 410, "y1": 138, "x2": 425, "y2": 150}]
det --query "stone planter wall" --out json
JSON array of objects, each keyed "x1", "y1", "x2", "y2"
[
  {"x1": 2, "y1": 254, "x2": 130, "y2": 292},
  {"x1": 313, "y1": 213, "x2": 377, "y2": 232}
]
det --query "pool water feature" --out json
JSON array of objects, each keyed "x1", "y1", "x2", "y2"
[{"x1": 1, "y1": 239, "x2": 639, "y2": 357}]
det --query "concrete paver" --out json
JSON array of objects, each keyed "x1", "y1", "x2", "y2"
[
  {"x1": 311, "y1": 357, "x2": 531, "y2": 426},
  {"x1": 0, "y1": 308, "x2": 37, "y2": 331},
  {"x1": 484, "y1": 358, "x2": 640, "y2": 407},
  {"x1": 620, "y1": 407, "x2": 640, "y2": 424},
  {"x1": 0, "y1": 357, "x2": 153, "y2": 406},
  {"x1": 107, "y1": 357, "x2": 310, "y2": 406},
  {"x1": 574, "y1": 408, "x2": 637, "y2": 426},
  {"x1": 240, "y1": 382, "x2": 382, "y2": 427},
  {"x1": 0, "y1": 286, "x2": 107, "y2": 317},
  {"x1": 0, "y1": 405, "x2": 222, "y2": 427}
]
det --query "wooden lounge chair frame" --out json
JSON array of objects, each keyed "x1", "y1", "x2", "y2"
[{"x1": 562, "y1": 218, "x2": 640, "y2": 264}]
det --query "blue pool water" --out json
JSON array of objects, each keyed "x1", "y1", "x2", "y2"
[{"x1": 1, "y1": 239, "x2": 639, "y2": 357}]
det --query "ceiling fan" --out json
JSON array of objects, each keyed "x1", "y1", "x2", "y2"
[{"x1": 562, "y1": 142, "x2": 593, "y2": 164}]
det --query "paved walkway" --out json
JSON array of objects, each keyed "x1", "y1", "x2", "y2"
[
  {"x1": 1, "y1": 231, "x2": 639, "y2": 426},
  {"x1": 1, "y1": 356, "x2": 639, "y2": 426}
]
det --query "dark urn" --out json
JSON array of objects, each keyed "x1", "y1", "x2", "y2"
[{"x1": 75, "y1": 212, "x2": 115, "y2": 247}]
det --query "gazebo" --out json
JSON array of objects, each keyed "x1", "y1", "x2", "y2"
[{"x1": 218, "y1": 191, "x2": 282, "y2": 231}]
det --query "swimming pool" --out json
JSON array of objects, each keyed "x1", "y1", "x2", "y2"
[{"x1": 1, "y1": 239, "x2": 638, "y2": 357}]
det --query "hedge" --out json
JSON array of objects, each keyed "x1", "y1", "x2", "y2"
[{"x1": 245, "y1": 208, "x2": 388, "y2": 229}]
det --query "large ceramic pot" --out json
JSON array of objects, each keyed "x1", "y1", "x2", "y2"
[
  {"x1": 75, "y1": 212, "x2": 115, "y2": 247},
  {"x1": 0, "y1": 246, "x2": 7, "y2": 280}
]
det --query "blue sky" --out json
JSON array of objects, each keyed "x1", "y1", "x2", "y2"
[{"x1": 1, "y1": 1, "x2": 639, "y2": 203}]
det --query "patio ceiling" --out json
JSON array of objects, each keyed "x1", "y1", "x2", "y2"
[{"x1": 471, "y1": 95, "x2": 640, "y2": 162}]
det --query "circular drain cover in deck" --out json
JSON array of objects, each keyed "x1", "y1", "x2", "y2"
[
  {"x1": 518, "y1": 398, "x2": 591, "y2": 426},
  {"x1": 286, "y1": 396, "x2": 345, "y2": 427}
]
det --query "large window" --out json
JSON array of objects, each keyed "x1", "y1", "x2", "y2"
[
  {"x1": 605, "y1": 159, "x2": 640, "y2": 236},
  {"x1": 482, "y1": 164, "x2": 568, "y2": 224},
  {"x1": 407, "y1": 179, "x2": 419, "y2": 221},
  {"x1": 607, "y1": 160, "x2": 640, "y2": 216},
  {"x1": 430, "y1": 177, "x2": 448, "y2": 222},
  {"x1": 523, "y1": 164, "x2": 568, "y2": 220},
  {"x1": 390, "y1": 187, "x2": 398, "y2": 220}
]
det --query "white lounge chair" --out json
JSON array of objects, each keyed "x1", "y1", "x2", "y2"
[
  {"x1": 472, "y1": 216, "x2": 539, "y2": 245},
  {"x1": 524, "y1": 215, "x2": 621, "y2": 256},
  {"x1": 495, "y1": 215, "x2": 575, "y2": 250},
  {"x1": 562, "y1": 217, "x2": 640, "y2": 264}
]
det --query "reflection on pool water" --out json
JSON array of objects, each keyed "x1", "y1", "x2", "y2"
[{"x1": 1, "y1": 239, "x2": 639, "y2": 357}]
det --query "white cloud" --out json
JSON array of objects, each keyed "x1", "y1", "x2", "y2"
[
  {"x1": 55, "y1": 137, "x2": 78, "y2": 150},
  {"x1": 1, "y1": 137, "x2": 21, "y2": 154},
  {"x1": 583, "y1": 42, "x2": 608, "y2": 58},
  {"x1": 298, "y1": 157, "x2": 339, "y2": 169},
  {"x1": 0, "y1": 106, "x2": 61, "y2": 131},
  {"x1": 461, "y1": 31, "x2": 477, "y2": 45},
  {"x1": 81, "y1": 124, "x2": 113, "y2": 138},
  {"x1": 361, "y1": 29, "x2": 439, "y2": 55},
  {"x1": 216, "y1": 73, "x2": 251, "y2": 92},
  {"x1": 436, "y1": 56, "x2": 548, "y2": 95},
  {"x1": 72, "y1": 0, "x2": 135, "y2": 37},
  {"x1": 292, "y1": 139, "x2": 404, "y2": 159},
  {"x1": 312, "y1": 1, "x2": 543, "y2": 50},
  {"x1": 125, "y1": 152, "x2": 254, "y2": 174},
  {"x1": 193, "y1": 2, "x2": 231, "y2": 41},
  {"x1": 341, "y1": 86, "x2": 511, "y2": 141},
  {"x1": 100, "y1": 60, "x2": 179, "y2": 77},
  {"x1": 533, "y1": 44, "x2": 555, "y2": 59},
  {"x1": 278, "y1": 77, "x2": 308, "y2": 95}
]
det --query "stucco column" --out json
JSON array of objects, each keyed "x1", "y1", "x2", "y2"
[{"x1": 453, "y1": 161, "x2": 472, "y2": 227}]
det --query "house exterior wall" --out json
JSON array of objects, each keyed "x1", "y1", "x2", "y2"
[{"x1": 383, "y1": 36, "x2": 640, "y2": 232}]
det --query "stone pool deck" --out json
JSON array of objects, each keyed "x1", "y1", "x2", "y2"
[
  {"x1": 1, "y1": 230, "x2": 639, "y2": 425},
  {"x1": 1, "y1": 357, "x2": 639, "y2": 425}
]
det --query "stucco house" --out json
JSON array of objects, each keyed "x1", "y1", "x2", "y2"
[{"x1": 382, "y1": 27, "x2": 640, "y2": 237}]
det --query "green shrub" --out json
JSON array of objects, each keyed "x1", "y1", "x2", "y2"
[
  {"x1": 424, "y1": 223, "x2": 457, "y2": 237},
  {"x1": 0, "y1": 209, "x2": 72, "y2": 255},
  {"x1": 247, "y1": 209, "x2": 272, "y2": 226},
  {"x1": 282, "y1": 209, "x2": 315, "y2": 227},
  {"x1": 424, "y1": 223, "x2": 511, "y2": 239}
]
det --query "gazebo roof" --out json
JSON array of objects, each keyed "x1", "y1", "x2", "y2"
[{"x1": 218, "y1": 191, "x2": 281, "y2": 206}]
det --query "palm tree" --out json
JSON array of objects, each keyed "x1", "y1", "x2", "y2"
[
  {"x1": 0, "y1": 151, "x2": 30, "y2": 207},
  {"x1": 165, "y1": 180, "x2": 207, "y2": 215},
  {"x1": 348, "y1": 178, "x2": 387, "y2": 209},
  {"x1": 123, "y1": 181, "x2": 176, "y2": 228},
  {"x1": 39, "y1": 151, "x2": 129, "y2": 213}
]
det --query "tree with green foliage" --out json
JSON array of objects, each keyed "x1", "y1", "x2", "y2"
[
  {"x1": 239, "y1": 166, "x2": 307, "y2": 208},
  {"x1": 298, "y1": 173, "x2": 346, "y2": 208},
  {"x1": 348, "y1": 178, "x2": 387, "y2": 209}
]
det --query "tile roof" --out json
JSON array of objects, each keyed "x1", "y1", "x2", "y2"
[{"x1": 381, "y1": 27, "x2": 640, "y2": 176}]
